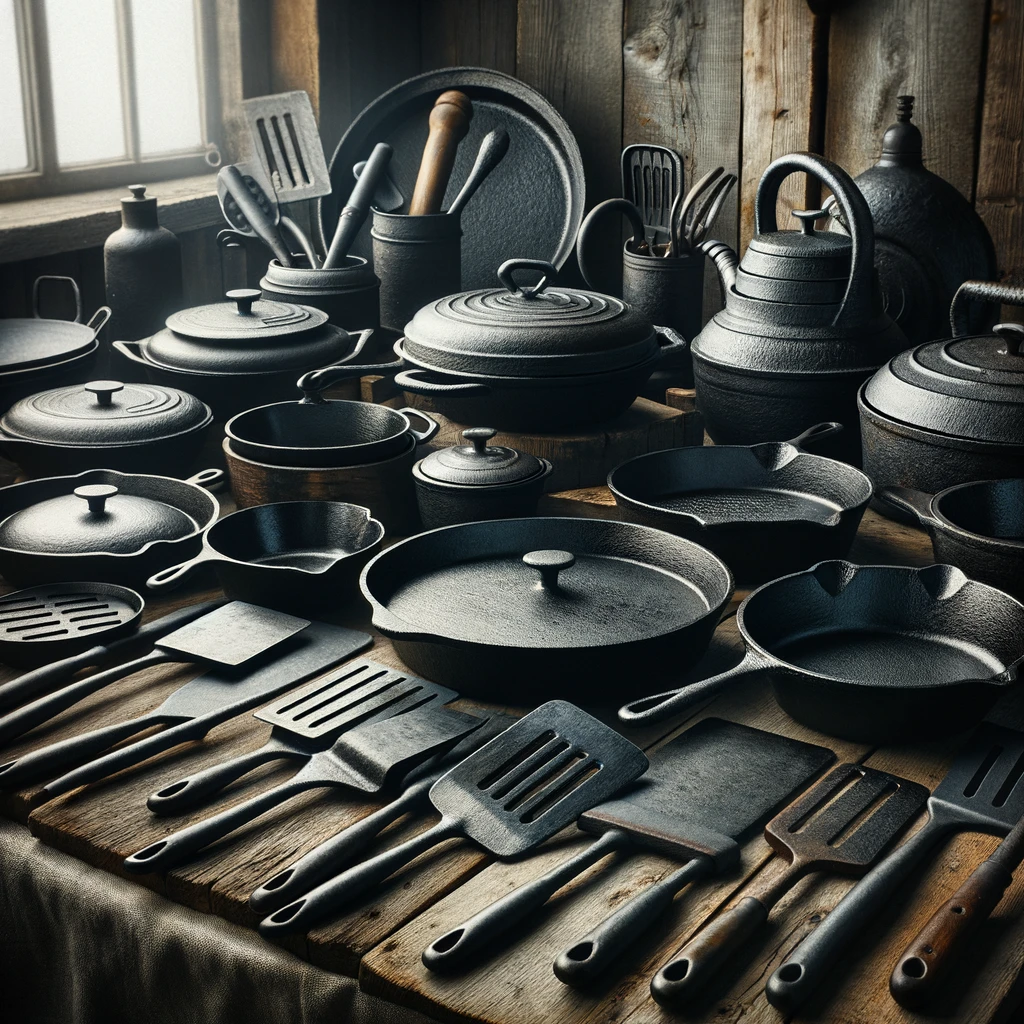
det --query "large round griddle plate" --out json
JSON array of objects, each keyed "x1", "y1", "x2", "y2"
[
  {"x1": 319, "y1": 67, "x2": 585, "y2": 289},
  {"x1": 0, "y1": 319, "x2": 97, "y2": 374}
]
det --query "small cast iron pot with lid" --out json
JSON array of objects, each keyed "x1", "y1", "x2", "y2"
[
  {"x1": 260, "y1": 254, "x2": 380, "y2": 333},
  {"x1": 860, "y1": 280, "x2": 1024, "y2": 499},
  {"x1": 393, "y1": 259, "x2": 688, "y2": 431},
  {"x1": 112, "y1": 288, "x2": 375, "y2": 419},
  {"x1": 224, "y1": 362, "x2": 438, "y2": 468},
  {"x1": 0, "y1": 379, "x2": 212, "y2": 477},
  {"x1": 413, "y1": 427, "x2": 554, "y2": 528},
  {"x1": 0, "y1": 467, "x2": 221, "y2": 587}
]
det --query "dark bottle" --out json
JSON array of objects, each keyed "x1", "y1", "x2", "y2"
[{"x1": 104, "y1": 184, "x2": 184, "y2": 340}]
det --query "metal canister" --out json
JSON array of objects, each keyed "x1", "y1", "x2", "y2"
[
  {"x1": 371, "y1": 210, "x2": 462, "y2": 332},
  {"x1": 260, "y1": 255, "x2": 380, "y2": 333}
]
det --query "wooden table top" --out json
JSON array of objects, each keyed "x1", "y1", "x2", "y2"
[{"x1": 2, "y1": 497, "x2": 1023, "y2": 1024}]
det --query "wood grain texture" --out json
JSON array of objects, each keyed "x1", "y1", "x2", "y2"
[
  {"x1": 269, "y1": 0, "x2": 320, "y2": 112},
  {"x1": 419, "y1": 0, "x2": 518, "y2": 73},
  {"x1": 825, "y1": 0, "x2": 988, "y2": 197},
  {"x1": 623, "y1": 0, "x2": 743, "y2": 316}
]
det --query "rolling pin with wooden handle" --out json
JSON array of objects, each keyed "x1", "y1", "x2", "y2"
[{"x1": 408, "y1": 90, "x2": 473, "y2": 215}]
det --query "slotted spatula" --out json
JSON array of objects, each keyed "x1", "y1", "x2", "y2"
[
  {"x1": 123, "y1": 704, "x2": 486, "y2": 873},
  {"x1": 0, "y1": 602, "x2": 307, "y2": 747},
  {"x1": 257, "y1": 700, "x2": 649, "y2": 937},
  {"x1": 147, "y1": 661, "x2": 459, "y2": 814},
  {"x1": 651, "y1": 763, "x2": 929, "y2": 1005},
  {"x1": 621, "y1": 144, "x2": 683, "y2": 245},
  {"x1": 766, "y1": 724, "x2": 1024, "y2": 1013}
]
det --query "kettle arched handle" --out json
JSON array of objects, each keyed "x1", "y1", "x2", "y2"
[
  {"x1": 754, "y1": 153, "x2": 874, "y2": 331},
  {"x1": 575, "y1": 199, "x2": 646, "y2": 294},
  {"x1": 949, "y1": 280, "x2": 1024, "y2": 338}
]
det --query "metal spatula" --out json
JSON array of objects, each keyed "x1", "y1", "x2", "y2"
[
  {"x1": 766, "y1": 724, "x2": 1024, "y2": 1013},
  {"x1": 147, "y1": 661, "x2": 459, "y2": 814},
  {"x1": 257, "y1": 700, "x2": 649, "y2": 937},
  {"x1": 651, "y1": 763, "x2": 928, "y2": 1005},
  {"x1": 0, "y1": 602, "x2": 308, "y2": 747},
  {"x1": 123, "y1": 704, "x2": 487, "y2": 873},
  {"x1": 621, "y1": 144, "x2": 683, "y2": 245}
]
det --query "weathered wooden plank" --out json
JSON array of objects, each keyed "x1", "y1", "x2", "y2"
[
  {"x1": 419, "y1": 0, "x2": 518, "y2": 73},
  {"x1": 269, "y1": 0, "x2": 320, "y2": 110},
  {"x1": 622, "y1": 0, "x2": 743, "y2": 317},
  {"x1": 825, "y1": 0, "x2": 988, "y2": 197}
]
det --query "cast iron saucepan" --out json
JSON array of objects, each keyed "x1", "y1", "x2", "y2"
[
  {"x1": 607, "y1": 423, "x2": 872, "y2": 582},
  {"x1": 147, "y1": 501, "x2": 384, "y2": 615},
  {"x1": 359, "y1": 517, "x2": 733, "y2": 704},
  {"x1": 224, "y1": 362, "x2": 436, "y2": 468},
  {"x1": 619, "y1": 560, "x2": 1024, "y2": 743},
  {"x1": 878, "y1": 480, "x2": 1024, "y2": 600}
]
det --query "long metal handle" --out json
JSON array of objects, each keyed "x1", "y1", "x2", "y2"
[
  {"x1": 219, "y1": 165, "x2": 292, "y2": 266},
  {"x1": 423, "y1": 830, "x2": 628, "y2": 973},
  {"x1": 324, "y1": 142, "x2": 393, "y2": 268},
  {"x1": 552, "y1": 856, "x2": 714, "y2": 987},
  {"x1": 250, "y1": 774, "x2": 435, "y2": 915},
  {"x1": 446, "y1": 129, "x2": 510, "y2": 219}
]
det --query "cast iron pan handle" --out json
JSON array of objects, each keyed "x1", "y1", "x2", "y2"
[
  {"x1": 187, "y1": 468, "x2": 225, "y2": 491},
  {"x1": 497, "y1": 258, "x2": 556, "y2": 298},
  {"x1": 146, "y1": 548, "x2": 218, "y2": 592},
  {"x1": 393, "y1": 368, "x2": 491, "y2": 397},
  {"x1": 785, "y1": 421, "x2": 844, "y2": 450},
  {"x1": 874, "y1": 487, "x2": 938, "y2": 528},
  {"x1": 754, "y1": 153, "x2": 874, "y2": 330},
  {"x1": 397, "y1": 408, "x2": 440, "y2": 445},
  {"x1": 298, "y1": 357, "x2": 405, "y2": 399},
  {"x1": 32, "y1": 275, "x2": 82, "y2": 321},
  {"x1": 950, "y1": 280, "x2": 1024, "y2": 338},
  {"x1": 652, "y1": 325, "x2": 688, "y2": 360},
  {"x1": 575, "y1": 198, "x2": 646, "y2": 294},
  {"x1": 84, "y1": 306, "x2": 113, "y2": 337}
]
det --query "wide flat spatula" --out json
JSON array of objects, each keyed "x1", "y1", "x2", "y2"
[
  {"x1": 258, "y1": 700, "x2": 649, "y2": 937},
  {"x1": 651, "y1": 762, "x2": 928, "y2": 1005},
  {"x1": 124, "y1": 704, "x2": 486, "y2": 873},
  {"x1": 421, "y1": 719, "x2": 833, "y2": 981},
  {"x1": 0, "y1": 624, "x2": 370, "y2": 797},
  {"x1": 147, "y1": 661, "x2": 459, "y2": 814},
  {"x1": 0, "y1": 602, "x2": 307, "y2": 746},
  {"x1": 766, "y1": 723, "x2": 1024, "y2": 1013}
]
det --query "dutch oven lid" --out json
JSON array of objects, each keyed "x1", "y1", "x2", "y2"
[
  {"x1": 0, "y1": 380, "x2": 211, "y2": 446},
  {"x1": 165, "y1": 288, "x2": 328, "y2": 340},
  {"x1": 0, "y1": 484, "x2": 198, "y2": 555},
  {"x1": 402, "y1": 259, "x2": 657, "y2": 377},
  {"x1": 863, "y1": 322, "x2": 1024, "y2": 442},
  {"x1": 417, "y1": 427, "x2": 545, "y2": 486},
  {"x1": 742, "y1": 209, "x2": 853, "y2": 284}
]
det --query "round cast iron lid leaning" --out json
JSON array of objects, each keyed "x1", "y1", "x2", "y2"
[
  {"x1": 415, "y1": 427, "x2": 546, "y2": 486},
  {"x1": 164, "y1": 288, "x2": 328, "y2": 340}
]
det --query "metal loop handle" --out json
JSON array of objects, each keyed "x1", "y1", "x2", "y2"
[
  {"x1": 575, "y1": 199, "x2": 646, "y2": 293},
  {"x1": 497, "y1": 258, "x2": 556, "y2": 298},
  {"x1": 32, "y1": 275, "x2": 83, "y2": 322},
  {"x1": 949, "y1": 280, "x2": 1024, "y2": 338}
]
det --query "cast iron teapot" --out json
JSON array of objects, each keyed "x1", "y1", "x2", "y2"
[{"x1": 691, "y1": 152, "x2": 908, "y2": 464}]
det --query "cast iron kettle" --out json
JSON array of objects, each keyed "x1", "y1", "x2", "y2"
[{"x1": 692, "y1": 152, "x2": 907, "y2": 464}]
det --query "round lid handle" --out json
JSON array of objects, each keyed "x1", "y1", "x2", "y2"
[
  {"x1": 227, "y1": 288, "x2": 262, "y2": 316},
  {"x1": 497, "y1": 259, "x2": 556, "y2": 299},
  {"x1": 994, "y1": 323, "x2": 1024, "y2": 357},
  {"x1": 463, "y1": 426, "x2": 497, "y2": 454},
  {"x1": 85, "y1": 380, "x2": 125, "y2": 407},
  {"x1": 523, "y1": 549, "x2": 575, "y2": 590},
  {"x1": 791, "y1": 209, "x2": 829, "y2": 235},
  {"x1": 74, "y1": 483, "x2": 119, "y2": 517},
  {"x1": 950, "y1": 280, "x2": 1024, "y2": 337}
]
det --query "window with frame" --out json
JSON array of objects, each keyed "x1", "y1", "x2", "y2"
[{"x1": 0, "y1": 0, "x2": 222, "y2": 203}]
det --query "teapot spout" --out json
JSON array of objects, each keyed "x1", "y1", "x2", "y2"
[{"x1": 700, "y1": 239, "x2": 738, "y2": 293}]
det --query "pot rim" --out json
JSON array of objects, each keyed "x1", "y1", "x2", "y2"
[
  {"x1": 222, "y1": 432, "x2": 416, "y2": 472},
  {"x1": 929, "y1": 479, "x2": 1024, "y2": 552},
  {"x1": 0, "y1": 339, "x2": 99, "y2": 384}
]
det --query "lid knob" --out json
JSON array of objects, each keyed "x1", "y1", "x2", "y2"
[
  {"x1": 128, "y1": 184, "x2": 147, "y2": 200},
  {"x1": 462, "y1": 426, "x2": 497, "y2": 455},
  {"x1": 523, "y1": 549, "x2": 575, "y2": 590},
  {"x1": 497, "y1": 259, "x2": 555, "y2": 299},
  {"x1": 791, "y1": 209, "x2": 829, "y2": 235},
  {"x1": 74, "y1": 483, "x2": 119, "y2": 517},
  {"x1": 227, "y1": 288, "x2": 262, "y2": 316},
  {"x1": 85, "y1": 380, "x2": 125, "y2": 407},
  {"x1": 993, "y1": 323, "x2": 1024, "y2": 358}
]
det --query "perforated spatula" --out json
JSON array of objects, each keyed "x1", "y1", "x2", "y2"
[
  {"x1": 651, "y1": 762, "x2": 929, "y2": 1006},
  {"x1": 147, "y1": 661, "x2": 459, "y2": 814},
  {"x1": 258, "y1": 700, "x2": 649, "y2": 937},
  {"x1": 766, "y1": 724, "x2": 1024, "y2": 1013}
]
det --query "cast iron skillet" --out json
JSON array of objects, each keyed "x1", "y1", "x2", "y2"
[
  {"x1": 359, "y1": 516, "x2": 733, "y2": 704},
  {"x1": 619, "y1": 560, "x2": 1024, "y2": 743},
  {"x1": 607, "y1": 423, "x2": 872, "y2": 583},
  {"x1": 878, "y1": 480, "x2": 1024, "y2": 600}
]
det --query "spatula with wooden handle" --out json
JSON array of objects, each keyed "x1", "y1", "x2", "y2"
[
  {"x1": 890, "y1": 812, "x2": 1024, "y2": 1009},
  {"x1": 408, "y1": 90, "x2": 472, "y2": 215}
]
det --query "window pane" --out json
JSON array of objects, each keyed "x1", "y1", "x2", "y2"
[
  {"x1": 0, "y1": 0, "x2": 30, "y2": 172},
  {"x1": 46, "y1": 0, "x2": 126, "y2": 165},
  {"x1": 131, "y1": 0, "x2": 202, "y2": 156}
]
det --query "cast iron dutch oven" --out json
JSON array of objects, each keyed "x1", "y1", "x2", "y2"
[
  {"x1": 392, "y1": 259, "x2": 688, "y2": 431},
  {"x1": 619, "y1": 560, "x2": 1024, "y2": 743},
  {"x1": 0, "y1": 380, "x2": 212, "y2": 477},
  {"x1": 112, "y1": 288, "x2": 376, "y2": 419},
  {"x1": 358, "y1": 516, "x2": 733, "y2": 704},
  {"x1": 859, "y1": 280, "x2": 1024, "y2": 499},
  {"x1": 0, "y1": 468, "x2": 221, "y2": 587}
]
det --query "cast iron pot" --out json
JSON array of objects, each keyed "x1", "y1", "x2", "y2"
[
  {"x1": 224, "y1": 363, "x2": 438, "y2": 468},
  {"x1": 0, "y1": 379, "x2": 212, "y2": 478},
  {"x1": 607, "y1": 423, "x2": 872, "y2": 583},
  {"x1": 260, "y1": 255, "x2": 380, "y2": 333},
  {"x1": 147, "y1": 501, "x2": 384, "y2": 614},
  {"x1": 619, "y1": 561, "x2": 1024, "y2": 743},
  {"x1": 878, "y1": 480, "x2": 1024, "y2": 600},
  {"x1": 359, "y1": 516, "x2": 733, "y2": 704},
  {"x1": 392, "y1": 259, "x2": 688, "y2": 431},
  {"x1": 860, "y1": 280, "x2": 1024, "y2": 500},
  {"x1": 0, "y1": 468, "x2": 221, "y2": 588}
]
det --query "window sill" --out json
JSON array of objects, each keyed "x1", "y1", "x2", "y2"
[{"x1": 0, "y1": 174, "x2": 221, "y2": 264}]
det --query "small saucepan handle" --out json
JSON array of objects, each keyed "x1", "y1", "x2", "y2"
[
  {"x1": 297, "y1": 358, "x2": 405, "y2": 398},
  {"x1": 394, "y1": 368, "x2": 491, "y2": 397},
  {"x1": 146, "y1": 548, "x2": 218, "y2": 592},
  {"x1": 875, "y1": 487, "x2": 939, "y2": 528},
  {"x1": 397, "y1": 407, "x2": 440, "y2": 445},
  {"x1": 186, "y1": 468, "x2": 225, "y2": 491},
  {"x1": 786, "y1": 422, "x2": 844, "y2": 450}
]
